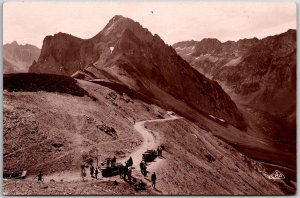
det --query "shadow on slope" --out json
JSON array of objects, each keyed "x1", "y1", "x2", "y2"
[
  {"x1": 88, "y1": 79, "x2": 158, "y2": 105},
  {"x1": 4, "y1": 73, "x2": 89, "y2": 97}
]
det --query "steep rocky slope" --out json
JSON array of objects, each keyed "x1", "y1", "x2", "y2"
[
  {"x1": 145, "y1": 119, "x2": 295, "y2": 195},
  {"x1": 173, "y1": 30, "x2": 296, "y2": 119},
  {"x1": 30, "y1": 15, "x2": 245, "y2": 129},
  {"x1": 3, "y1": 75, "x2": 295, "y2": 195},
  {"x1": 3, "y1": 41, "x2": 40, "y2": 73},
  {"x1": 3, "y1": 75, "x2": 165, "y2": 175},
  {"x1": 173, "y1": 31, "x2": 296, "y2": 180}
]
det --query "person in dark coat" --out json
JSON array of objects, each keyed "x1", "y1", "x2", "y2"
[
  {"x1": 151, "y1": 172, "x2": 156, "y2": 189},
  {"x1": 106, "y1": 158, "x2": 111, "y2": 167},
  {"x1": 119, "y1": 164, "x2": 124, "y2": 179},
  {"x1": 139, "y1": 161, "x2": 144, "y2": 174},
  {"x1": 127, "y1": 167, "x2": 132, "y2": 182},
  {"x1": 81, "y1": 164, "x2": 86, "y2": 173},
  {"x1": 128, "y1": 156, "x2": 133, "y2": 167},
  {"x1": 143, "y1": 165, "x2": 147, "y2": 177},
  {"x1": 90, "y1": 164, "x2": 94, "y2": 177},
  {"x1": 123, "y1": 164, "x2": 128, "y2": 180},
  {"x1": 112, "y1": 156, "x2": 116, "y2": 167},
  {"x1": 37, "y1": 171, "x2": 43, "y2": 182},
  {"x1": 95, "y1": 167, "x2": 99, "y2": 179}
]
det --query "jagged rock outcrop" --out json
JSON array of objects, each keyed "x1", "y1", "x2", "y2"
[
  {"x1": 30, "y1": 15, "x2": 246, "y2": 129},
  {"x1": 3, "y1": 41, "x2": 40, "y2": 73},
  {"x1": 173, "y1": 30, "x2": 296, "y2": 120}
]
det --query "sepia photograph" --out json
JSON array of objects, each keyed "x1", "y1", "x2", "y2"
[{"x1": 2, "y1": 1, "x2": 297, "y2": 195}]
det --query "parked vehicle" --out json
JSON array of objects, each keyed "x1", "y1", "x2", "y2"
[
  {"x1": 142, "y1": 150, "x2": 157, "y2": 162},
  {"x1": 3, "y1": 170, "x2": 27, "y2": 179},
  {"x1": 101, "y1": 163, "x2": 123, "y2": 177}
]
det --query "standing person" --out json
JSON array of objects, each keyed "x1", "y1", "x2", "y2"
[
  {"x1": 139, "y1": 161, "x2": 144, "y2": 174},
  {"x1": 36, "y1": 171, "x2": 43, "y2": 182},
  {"x1": 106, "y1": 158, "x2": 111, "y2": 167},
  {"x1": 128, "y1": 156, "x2": 133, "y2": 167},
  {"x1": 127, "y1": 167, "x2": 132, "y2": 182},
  {"x1": 159, "y1": 146, "x2": 163, "y2": 157},
  {"x1": 90, "y1": 164, "x2": 94, "y2": 177},
  {"x1": 81, "y1": 164, "x2": 86, "y2": 173},
  {"x1": 112, "y1": 156, "x2": 116, "y2": 167},
  {"x1": 95, "y1": 167, "x2": 99, "y2": 179},
  {"x1": 123, "y1": 164, "x2": 128, "y2": 180},
  {"x1": 143, "y1": 165, "x2": 147, "y2": 177},
  {"x1": 157, "y1": 146, "x2": 160, "y2": 157},
  {"x1": 151, "y1": 172, "x2": 156, "y2": 189},
  {"x1": 119, "y1": 164, "x2": 124, "y2": 179}
]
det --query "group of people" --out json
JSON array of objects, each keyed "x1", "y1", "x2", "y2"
[
  {"x1": 120, "y1": 163, "x2": 132, "y2": 181},
  {"x1": 122, "y1": 157, "x2": 156, "y2": 189},
  {"x1": 139, "y1": 161, "x2": 157, "y2": 189},
  {"x1": 35, "y1": 156, "x2": 157, "y2": 190},
  {"x1": 78, "y1": 154, "x2": 158, "y2": 189},
  {"x1": 81, "y1": 163, "x2": 100, "y2": 179},
  {"x1": 118, "y1": 156, "x2": 133, "y2": 181}
]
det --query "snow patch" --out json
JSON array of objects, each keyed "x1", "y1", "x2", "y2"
[
  {"x1": 209, "y1": 115, "x2": 226, "y2": 123},
  {"x1": 109, "y1": 47, "x2": 114, "y2": 53},
  {"x1": 223, "y1": 57, "x2": 242, "y2": 67},
  {"x1": 194, "y1": 54, "x2": 218, "y2": 62},
  {"x1": 176, "y1": 47, "x2": 185, "y2": 50}
]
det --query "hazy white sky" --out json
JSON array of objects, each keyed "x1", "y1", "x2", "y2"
[{"x1": 3, "y1": 1, "x2": 297, "y2": 48}]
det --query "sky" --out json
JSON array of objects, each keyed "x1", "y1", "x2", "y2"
[{"x1": 3, "y1": 1, "x2": 297, "y2": 48}]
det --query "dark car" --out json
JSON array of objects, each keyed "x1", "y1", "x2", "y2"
[
  {"x1": 142, "y1": 150, "x2": 157, "y2": 162},
  {"x1": 3, "y1": 170, "x2": 27, "y2": 179},
  {"x1": 101, "y1": 163, "x2": 124, "y2": 177}
]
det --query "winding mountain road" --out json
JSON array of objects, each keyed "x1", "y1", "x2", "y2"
[
  {"x1": 122, "y1": 115, "x2": 181, "y2": 169},
  {"x1": 44, "y1": 114, "x2": 180, "y2": 182}
]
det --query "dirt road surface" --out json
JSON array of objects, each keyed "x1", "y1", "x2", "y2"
[{"x1": 43, "y1": 115, "x2": 180, "y2": 182}]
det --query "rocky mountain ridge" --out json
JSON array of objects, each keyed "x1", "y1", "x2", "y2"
[
  {"x1": 30, "y1": 15, "x2": 246, "y2": 129},
  {"x1": 173, "y1": 29, "x2": 296, "y2": 120}
]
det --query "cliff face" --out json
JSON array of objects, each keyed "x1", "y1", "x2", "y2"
[
  {"x1": 3, "y1": 41, "x2": 40, "y2": 73},
  {"x1": 29, "y1": 33, "x2": 98, "y2": 75},
  {"x1": 30, "y1": 15, "x2": 246, "y2": 129},
  {"x1": 173, "y1": 30, "x2": 296, "y2": 119}
]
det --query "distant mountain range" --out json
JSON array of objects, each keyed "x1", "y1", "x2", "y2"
[
  {"x1": 29, "y1": 15, "x2": 246, "y2": 129},
  {"x1": 173, "y1": 30, "x2": 296, "y2": 124},
  {"x1": 3, "y1": 41, "x2": 40, "y2": 73}
]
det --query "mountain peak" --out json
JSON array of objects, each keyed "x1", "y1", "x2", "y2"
[
  {"x1": 287, "y1": 29, "x2": 296, "y2": 33},
  {"x1": 103, "y1": 15, "x2": 144, "y2": 34},
  {"x1": 110, "y1": 15, "x2": 125, "y2": 22},
  {"x1": 11, "y1": 41, "x2": 18, "y2": 46},
  {"x1": 93, "y1": 15, "x2": 154, "y2": 44},
  {"x1": 29, "y1": 16, "x2": 246, "y2": 129},
  {"x1": 200, "y1": 38, "x2": 221, "y2": 45}
]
